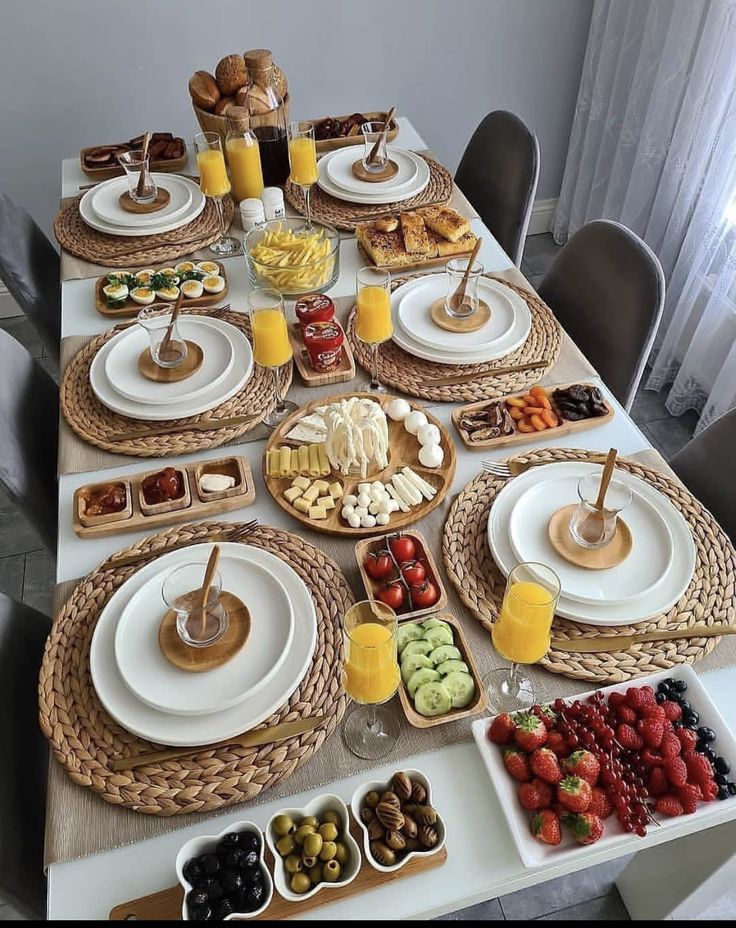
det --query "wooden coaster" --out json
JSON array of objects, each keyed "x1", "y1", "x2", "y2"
[
  {"x1": 138, "y1": 340, "x2": 203, "y2": 382},
  {"x1": 119, "y1": 187, "x2": 171, "y2": 214},
  {"x1": 351, "y1": 158, "x2": 399, "y2": 183},
  {"x1": 430, "y1": 297, "x2": 491, "y2": 333},
  {"x1": 158, "y1": 590, "x2": 251, "y2": 673},
  {"x1": 548, "y1": 504, "x2": 632, "y2": 570}
]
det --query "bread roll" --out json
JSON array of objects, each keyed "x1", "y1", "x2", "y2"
[
  {"x1": 216, "y1": 54, "x2": 247, "y2": 95},
  {"x1": 214, "y1": 96, "x2": 235, "y2": 116},
  {"x1": 189, "y1": 71, "x2": 220, "y2": 111},
  {"x1": 235, "y1": 85, "x2": 249, "y2": 107},
  {"x1": 245, "y1": 84, "x2": 272, "y2": 116}
]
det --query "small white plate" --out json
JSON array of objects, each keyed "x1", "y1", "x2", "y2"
[
  {"x1": 324, "y1": 147, "x2": 421, "y2": 195},
  {"x1": 90, "y1": 174, "x2": 195, "y2": 227},
  {"x1": 317, "y1": 152, "x2": 429, "y2": 205},
  {"x1": 79, "y1": 174, "x2": 205, "y2": 236},
  {"x1": 104, "y1": 316, "x2": 235, "y2": 406},
  {"x1": 114, "y1": 553, "x2": 295, "y2": 716}
]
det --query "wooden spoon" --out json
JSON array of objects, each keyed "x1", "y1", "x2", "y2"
[
  {"x1": 447, "y1": 237, "x2": 483, "y2": 313},
  {"x1": 198, "y1": 545, "x2": 221, "y2": 638},
  {"x1": 368, "y1": 106, "x2": 396, "y2": 164},
  {"x1": 580, "y1": 447, "x2": 618, "y2": 544},
  {"x1": 157, "y1": 290, "x2": 184, "y2": 363},
  {"x1": 136, "y1": 131, "x2": 151, "y2": 198}
]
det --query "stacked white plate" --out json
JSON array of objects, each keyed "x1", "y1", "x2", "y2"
[
  {"x1": 90, "y1": 316, "x2": 253, "y2": 421},
  {"x1": 487, "y1": 461, "x2": 697, "y2": 626},
  {"x1": 317, "y1": 147, "x2": 430, "y2": 204},
  {"x1": 79, "y1": 174, "x2": 205, "y2": 236},
  {"x1": 90, "y1": 543, "x2": 318, "y2": 746},
  {"x1": 390, "y1": 274, "x2": 532, "y2": 365}
]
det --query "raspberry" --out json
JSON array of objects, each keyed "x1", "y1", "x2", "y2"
[
  {"x1": 616, "y1": 723, "x2": 644, "y2": 751},
  {"x1": 625, "y1": 686, "x2": 656, "y2": 712},
  {"x1": 684, "y1": 752, "x2": 714, "y2": 786},
  {"x1": 641, "y1": 748, "x2": 664, "y2": 769},
  {"x1": 637, "y1": 718, "x2": 664, "y2": 748},
  {"x1": 608, "y1": 692, "x2": 625, "y2": 709},
  {"x1": 660, "y1": 732, "x2": 682, "y2": 759},
  {"x1": 662, "y1": 701, "x2": 683, "y2": 722},
  {"x1": 701, "y1": 780, "x2": 718, "y2": 802},
  {"x1": 663, "y1": 756, "x2": 688, "y2": 787},
  {"x1": 617, "y1": 705, "x2": 638, "y2": 725},
  {"x1": 648, "y1": 766, "x2": 670, "y2": 798},
  {"x1": 589, "y1": 786, "x2": 614, "y2": 819},
  {"x1": 676, "y1": 728, "x2": 697, "y2": 752},
  {"x1": 641, "y1": 705, "x2": 667, "y2": 721},
  {"x1": 655, "y1": 794, "x2": 684, "y2": 817}
]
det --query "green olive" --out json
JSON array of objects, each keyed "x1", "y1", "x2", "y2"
[
  {"x1": 294, "y1": 824, "x2": 316, "y2": 846},
  {"x1": 319, "y1": 840, "x2": 337, "y2": 862},
  {"x1": 284, "y1": 853, "x2": 303, "y2": 874},
  {"x1": 334, "y1": 841, "x2": 349, "y2": 866},
  {"x1": 364, "y1": 790, "x2": 380, "y2": 809},
  {"x1": 322, "y1": 859, "x2": 342, "y2": 883},
  {"x1": 300, "y1": 815, "x2": 320, "y2": 829},
  {"x1": 275, "y1": 834, "x2": 296, "y2": 857},
  {"x1": 302, "y1": 855, "x2": 317, "y2": 869},
  {"x1": 308, "y1": 864, "x2": 323, "y2": 885},
  {"x1": 272, "y1": 814, "x2": 296, "y2": 837},
  {"x1": 303, "y1": 832, "x2": 323, "y2": 859},
  {"x1": 322, "y1": 810, "x2": 341, "y2": 827},
  {"x1": 290, "y1": 872, "x2": 312, "y2": 895},
  {"x1": 319, "y1": 822, "x2": 339, "y2": 842}
]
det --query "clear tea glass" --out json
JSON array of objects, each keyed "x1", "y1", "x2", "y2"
[
  {"x1": 118, "y1": 150, "x2": 157, "y2": 203},
  {"x1": 444, "y1": 258, "x2": 483, "y2": 318},
  {"x1": 361, "y1": 121, "x2": 389, "y2": 173},
  {"x1": 162, "y1": 563, "x2": 228, "y2": 648},
  {"x1": 137, "y1": 304, "x2": 188, "y2": 368},
  {"x1": 569, "y1": 474, "x2": 633, "y2": 549}
]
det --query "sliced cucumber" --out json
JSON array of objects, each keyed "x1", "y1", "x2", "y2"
[
  {"x1": 407, "y1": 667, "x2": 441, "y2": 699},
  {"x1": 414, "y1": 681, "x2": 452, "y2": 717},
  {"x1": 437, "y1": 659, "x2": 470, "y2": 677},
  {"x1": 423, "y1": 625, "x2": 454, "y2": 649},
  {"x1": 421, "y1": 618, "x2": 450, "y2": 631},
  {"x1": 442, "y1": 671, "x2": 476, "y2": 709},
  {"x1": 429, "y1": 644, "x2": 462, "y2": 665},
  {"x1": 401, "y1": 653, "x2": 434, "y2": 683},
  {"x1": 397, "y1": 623, "x2": 423, "y2": 655},
  {"x1": 402, "y1": 639, "x2": 434, "y2": 658}
]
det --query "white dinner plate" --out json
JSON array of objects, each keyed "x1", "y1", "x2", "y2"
[
  {"x1": 390, "y1": 275, "x2": 532, "y2": 365},
  {"x1": 507, "y1": 470, "x2": 674, "y2": 606},
  {"x1": 104, "y1": 317, "x2": 235, "y2": 406},
  {"x1": 79, "y1": 175, "x2": 205, "y2": 236},
  {"x1": 397, "y1": 274, "x2": 518, "y2": 353},
  {"x1": 324, "y1": 147, "x2": 422, "y2": 195},
  {"x1": 89, "y1": 317, "x2": 253, "y2": 421},
  {"x1": 487, "y1": 461, "x2": 696, "y2": 626},
  {"x1": 89, "y1": 174, "x2": 196, "y2": 227},
  {"x1": 90, "y1": 544, "x2": 317, "y2": 746},
  {"x1": 114, "y1": 552, "x2": 295, "y2": 716},
  {"x1": 317, "y1": 152, "x2": 429, "y2": 205}
]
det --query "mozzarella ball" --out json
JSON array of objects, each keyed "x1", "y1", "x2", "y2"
[
  {"x1": 361, "y1": 514, "x2": 377, "y2": 528},
  {"x1": 369, "y1": 502, "x2": 380, "y2": 515},
  {"x1": 418, "y1": 443, "x2": 445, "y2": 468},
  {"x1": 357, "y1": 492, "x2": 371, "y2": 508},
  {"x1": 344, "y1": 494, "x2": 358, "y2": 507},
  {"x1": 355, "y1": 506, "x2": 368, "y2": 519},
  {"x1": 417, "y1": 423, "x2": 441, "y2": 447},
  {"x1": 347, "y1": 512, "x2": 361, "y2": 528},
  {"x1": 377, "y1": 499, "x2": 391, "y2": 515},
  {"x1": 404, "y1": 410, "x2": 428, "y2": 435},
  {"x1": 376, "y1": 513, "x2": 390, "y2": 526},
  {"x1": 387, "y1": 398, "x2": 411, "y2": 421},
  {"x1": 358, "y1": 483, "x2": 371, "y2": 495},
  {"x1": 341, "y1": 505, "x2": 355, "y2": 519}
]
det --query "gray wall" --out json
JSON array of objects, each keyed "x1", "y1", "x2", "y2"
[{"x1": 0, "y1": 0, "x2": 593, "y2": 235}]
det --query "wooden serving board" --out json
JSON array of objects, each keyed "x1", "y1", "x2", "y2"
[
  {"x1": 94, "y1": 262, "x2": 228, "y2": 318},
  {"x1": 451, "y1": 382, "x2": 614, "y2": 450},
  {"x1": 356, "y1": 239, "x2": 476, "y2": 273},
  {"x1": 263, "y1": 392, "x2": 456, "y2": 538},
  {"x1": 313, "y1": 110, "x2": 399, "y2": 153},
  {"x1": 80, "y1": 144, "x2": 188, "y2": 180},
  {"x1": 288, "y1": 321, "x2": 355, "y2": 387},
  {"x1": 73, "y1": 456, "x2": 255, "y2": 538}
]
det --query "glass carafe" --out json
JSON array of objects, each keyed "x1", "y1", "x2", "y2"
[{"x1": 243, "y1": 49, "x2": 289, "y2": 187}]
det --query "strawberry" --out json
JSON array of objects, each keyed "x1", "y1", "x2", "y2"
[
  {"x1": 489, "y1": 712, "x2": 517, "y2": 744},
  {"x1": 701, "y1": 779, "x2": 718, "y2": 802},
  {"x1": 519, "y1": 777, "x2": 553, "y2": 810},
  {"x1": 660, "y1": 731, "x2": 682, "y2": 759},
  {"x1": 663, "y1": 756, "x2": 688, "y2": 787},
  {"x1": 616, "y1": 705, "x2": 638, "y2": 726},
  {"x1": 546, "y1": 730, "x2": 569, "y2": 758},
  {"x1": 677, "y1": 783, "x2": 701, "y2": 814},
  {"x1": 655, "y1": 794, "x2": 684, "y2": 817},
  {"x1": 641, "y1": 748, "x2": 664, "y2": 769},
  {"x1": 675, "y1": 728, "x2": 697, "y2": 752},
  {"x1": 503, "y1": 747, "x2": 532, "y2": 782},
  {"x1": 662, "y1": 700, "x2": 683, "y2": 722},
  {"x1": 648, "y1": 766, "x2": 670, "y2": 798},
  {"x1": 530, "y1": 747, "x2": 563, "y2": 784},
  {"x1": 513, "y1": 712, "x2": 548, "y2": 752},
  {"x1": 589, "y1": 786, "x2": 614, "y2": 819},
  {"x1": 563, "y1": 811, "x2": 605, "y2": 845},
  {"x1": 641, "y1": 704, "x2": 667, "y2": 721},
  {"x1": 557, "y1": 775, "x2": 592, "y2": 813},
  {"x1": 531, "y1": 703, "x2": 557, "y2": 730},
  {"x1": 636, "y1": 718, "x2": 664, "y2": 748},
  {"x1": 531, "y1": 809, "x2": 561, "y2": 845},
  {"x1": 563, "y1": 750, "x2": 600, "y2": 785},
  {"x1": 616, "y1": 723, "x2": 644, "y2": 751},
  {"x1": 684, "y1": 752, "x2": 714, "y2": 786}
]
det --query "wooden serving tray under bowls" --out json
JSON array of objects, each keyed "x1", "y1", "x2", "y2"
[
  {"x1": 94, "y1": 262, "x2": 228, "y2": 318},
  {"x1": 263, "y1": 392, "x2": 457, "y2": 538},
  {"x1": 313, "y1": 111, "x2": 399, "y2": 154},
  {"x1": 80, "y1": 144, "x2": 188, "y2": 180},
  {"x1": 287, "y1": 320, "x2": 355, "y2": 387},
  {"x1": 451, "y1": 381, "x2": 614, "y2": 450},
  {"x1": 73, "y1": 456, "x2": 255, "y2": 538}
]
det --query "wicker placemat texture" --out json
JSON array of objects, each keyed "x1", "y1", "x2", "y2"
[
  {"x1": 54, "y1": 195, "x2": 235, "y2": 267},
  {"x1": 442, "y1": 448, "x2": 736, "y2": 683},
  {"x1": 38, "y1": 522, "x2": 351, "y2": 816},
  {"x1": 284, "y1": 155, "x2": 453, "y2": 231},
  {"x1": 59, "y1": 308, "x2": 291, "y2": 457},
  {"x1": 347, "y1": 275, "x2": 562, "y2": 402}
]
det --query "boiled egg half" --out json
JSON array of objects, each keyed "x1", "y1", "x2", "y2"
[
  {"x1": 202, "y1": 274, "x2": 225, "y2": 294},
  {"x1": 135, "y1": 268, "x2": 156, "y2": 286},
  {"x1": 155, "y1": 285, "x2": 180, "y2": 301},
  {"x1": 102, "y1": 283, "x2": 129, "y2": 301},
  {"x1": 175, "y1": 261, "x2": 196, "y2": 274},
  {"x1": 181, "y1": 279, "x2": 204, "y2": 299},
  {"x1": 196, "y1": 261, "x2": 220, "y2": 276},
  {"x1": 130, "y1": 287, "x2": 155, "y2": 305}
]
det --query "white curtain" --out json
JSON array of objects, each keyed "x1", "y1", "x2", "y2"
[{"x1": 553, "y1": 0, "x2": 736, "y2": 433}]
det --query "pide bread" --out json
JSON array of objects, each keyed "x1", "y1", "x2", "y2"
[
  {"x1": 417, "y1": 206, "x2": 471, "y2": 243},
  {"x1": 357, "y1": 206, "x2": 476, "y2": 267},
  {"x1": 399, "y1": 212, "x2": 432, "y2": 255}
]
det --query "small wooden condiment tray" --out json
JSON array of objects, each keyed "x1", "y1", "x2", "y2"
[
  {"x1": 355, "y1": 530, "x2": 448, "y2": 622},
  {"x1": 80, "y1": 143, "x2": 188, "y2": 180},
  {"x1": 451, "y1": 381, "x2": 614, "y2": 450},
  {"x1": 357, "y1": 239, "x2": 477, "y2": 274},
  {"x1": 312, "y1": 110, "x2": 399, "y2": 153},
  {"x1": 109, "y1": 818, "x2": 447, "y2": 920},
  {"x1": 94, "y1": 262, "x2": 228, "y2": 318},
  {"x1": 73, "y1": 456, "x2": 255, "y2": 538},
  {"x1": 288, "y1": 320, "x2": 355, "y2": 387}
]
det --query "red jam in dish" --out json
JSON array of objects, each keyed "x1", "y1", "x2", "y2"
[
  {"x1": 142, "y1": 467, "x2": 186, "y2": 505},
  {"x1": 295, "y1": 293, "x2": 335, "y2": 328},
  {"x1": 85, "y1": 482, "x2": 127, "y2": 516}
]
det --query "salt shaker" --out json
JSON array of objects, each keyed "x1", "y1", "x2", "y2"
[
  {"x1": 261, "y1": 187, "x2": 286, "y2": 221},
  {"x1": 240, "y1": 197, "x2": 266, "y2": 232}
]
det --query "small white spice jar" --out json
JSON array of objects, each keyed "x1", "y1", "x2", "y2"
[{"x1": 261, "y1": 187, "x2": 286, "y2": 221}]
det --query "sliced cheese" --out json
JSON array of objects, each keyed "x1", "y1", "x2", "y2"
[
  {"x1": 285, "y1": 424, "x2": 327, "y2": 444},
  {"x1": 313, "y1": 479, "x2": 329, "y2": 493},
  {"x1": 392, "y1": 473, "x2": 422, "y2": 506},
  {"x1": 402, "y1": 466, "x2": 437, "y2": 500},
  {"x1": 308, "y1": 443, "x2": 320, "y2": 477},
  {"x1": 386, "y1": 483, "x2": 410, "y2": 513},
  {"x1": 298, "y1": 445, "x2": 310, "y2": 476},
  {"x1": 317, "y1": 443, "x2": 330, "y2": 476},
  {"x1": 278, "y1": 446, "x2": 291, "y2": 478}
]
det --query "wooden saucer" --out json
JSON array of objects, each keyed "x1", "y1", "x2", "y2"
[
  {"x1": 351, "y1": 159, "x2": 399, "y2": 183},
  {"x1": 548, "y1": 504, "x2": 632, "y2": 570},
  {"x1": 138, "y1": 340, "x2": 203, "y2": 383},
  {"x1": 158, "y1": 591, "x2": 251, "y2": 673},
  {"x1": 430, "y1": 298, "x2": 491, "y2": 333},
  {"x1": 119, "y1": 187, "x2": 171, "y2": 214}
]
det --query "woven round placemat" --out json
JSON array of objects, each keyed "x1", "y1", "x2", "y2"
[
  {"x1": 442, "y1": 448, "x2": 736, "y2": 684},
  {"x1": 54, "y1": 195, "x2": 235, "y2": 267},
  {"x1": 284, "y1": 155, "x2": 453, "y2": 231},
  {"x1": 347, "y1": 275, "x2": 561, "y2": 402},
  {"x1": 60, "y1": 308, "x2": 291, "y2": 457},
  {"x1": 38, "y1": 522, "x2": 351, "y2": 816}
]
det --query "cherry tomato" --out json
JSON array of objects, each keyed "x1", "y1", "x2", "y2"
[
  {"x1": 364, "y1": 549, "x2": 394, "y2": 581},
  {"x1": 401, "y1": 560, "x2": 426, "y2": 586},
  {"x1": 409, "y1": 580, "x2": 439, "y2": 609},
  {"x1": 389, "y1": 534, "x2": 416, "y2": 563},
  {"x1": 377, "y1": 581, "x2": 405, "y2": 610}
]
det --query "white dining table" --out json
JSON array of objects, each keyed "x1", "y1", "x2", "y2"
[{"x1": 47, "y1": 117, "x2": 736, "y2": 920}]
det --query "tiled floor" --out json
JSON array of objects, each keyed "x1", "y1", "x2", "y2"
[{"x1": 0, "y1": 234, "x2": 726, "y2": 921}]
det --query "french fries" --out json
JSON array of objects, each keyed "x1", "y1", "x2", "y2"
[{"x1": 248, "y1": 225, "x2": 335, "y2": 292}]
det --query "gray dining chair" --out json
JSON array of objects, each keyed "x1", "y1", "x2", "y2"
[
  {"x1": 537, "y1": 220, "x2": 665, "y2": 411},
  {"x1": 671, "y1": 407, "x2": 736, "y2": 544},
  {"x1": 455, "y1": 110, "x2": 539, "y2": 266},
  {"x1": 0, "y1": 192, "x2": 61, "y2": 363},
  {"x1": 0, "y1": 329, "x2": 58, "y2": 551},
  {"x1": 0, "y1": 592, "x2": 50, "y2": 919}
]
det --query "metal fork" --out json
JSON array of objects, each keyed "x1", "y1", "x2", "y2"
[
  {"x1": 107, "y1": 519, "x2": 259, "y2": 568},
  {"x1": 482, "y1": 454, "x2": 608, "y2": 479},
  {"x1": 112, "y1": 303, "x2": 233, "y2": 331}
]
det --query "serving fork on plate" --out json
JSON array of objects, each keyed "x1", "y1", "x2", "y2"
[
  {"x1": 482, "y1": 454, "x2": 608, "y2": 480},
  {"x1": 107, "y1": 519, "x2": 259, "y2": 568}
]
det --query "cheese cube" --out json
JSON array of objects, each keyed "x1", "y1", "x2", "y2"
[
  {"x1": 292, "y1": 475, "x2": 311, "y2": 490},
  {"x1": 313, "y1": 479, "x2": 329, "y2": 493},
  {"x1": 284, "y1": 486, "x2": 303, "y2": 503},
  {"x1": 329, "y1": 482, "x2": 343, "y2": 499},
  {"x1": 309, "y1": 505, "x2": 327, "y2": 520},
  {"x1": 302, "y1": 484, "x2": 320, "y2": 503},
  {"x1": 294, "y1": 497, "x2": 311, "y2": 513},
  {"x1": 317, "y1": 496, "x2": 335, "y2": 510}
]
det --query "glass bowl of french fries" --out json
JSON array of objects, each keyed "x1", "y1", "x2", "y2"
[{"x1": 244, "y1": 218, "x2": 340, "y2": 297}]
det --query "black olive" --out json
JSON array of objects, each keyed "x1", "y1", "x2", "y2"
[
  {"x1": 194, "y1": 876, "x2": 214, "y2": 893},
  {"x1": 247, "y1": 883, "x2": 266, "y2": 908},
  {"x1": 222, "y1": 870, "x2": 244, "y2": 893},
  {"x1": 188, "y1": 903, "x2": 212, "y2": 921},
  {"x1": 239, "y1": 832, "x2": 260, "y2": 854},
  {"x1": 718, "y1": 785, "x2": 730, "y2": 800},
  {"x1": 187, "y1": 889, "x2": 209, "y2": 908},
  {"x1": 229, "y1": 890, "x2": 248, "y2": 914},
  {"x1": 728, "y1": 782, "x2": 736, "y2": 796},
  {"x1": 697, "y1": 727, "x2": 716, "y2": 743},
  {"x1": 716, "y1": 773, "x2": 729, "y2": 786},
  {"x1": 207, "y1": 880, "x2": 223, "y2": 902},
  {"x1": 671, "y1": 679, "x2": 688, "y2": 693},
  {"x1": 241, "y1": 849, "x2": 258, "y2": 868},
  {"x1": 225, "y1": 848, "x2": 247, "y2": 869},
  {"x1": 216, "y1": 898, "x2": 235, "y2": 919},
  {"x1": 183, "y1": 859, "x2": 203, "y2": 885},
  {"x1": 715, "y1": 757, "x2": 731, "y2": 775},
  {"x1": 221, "y1": 831, "x2": 241, "y2": 847},
  {"x1": 201, "y1": 853, "x2": 220, "y2": 876}
]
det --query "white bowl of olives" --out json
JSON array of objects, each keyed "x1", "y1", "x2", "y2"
[{"x1": 265, "y1": 794, "x2": 361, "y2": 902}]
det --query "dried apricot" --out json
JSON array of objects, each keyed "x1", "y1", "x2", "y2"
[
  {"x1": 508, "y1": 406, "x2": 524, "y2": 421},
  {"x1": 517, "y1": 419, "x2": 536, "y2": 433},
  {"x1": 506, "y1": 396, "x2": 526, "y2": 409},
  {"x1": 522, "y1": 405, "x2": 545, "y2": 416},
  {"x1": 530, "y1": 413, "x2": 548, "y2": 431},
  {"x1": 529, "y1": 385, "x2": 547, "y2": 398},
  {"x1": 541, "y1": 409, "x2": 558, "y2": 429}
]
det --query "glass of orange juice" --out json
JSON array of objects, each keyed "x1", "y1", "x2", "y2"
[
  {"x1": 247, "y1": 287, "x2": 296, "y2": 427},
  {"x1": 225, "y1": 127, "x2": 264, "y2": 203},
  {"x1": 342, "y1": 599, "x2": 401, "y2": 759},
  {"x1": 355, "y1": 266, "x2": 392, "y2": 393},
  {"x1": 194, "y1": 131, "x2": 240, "y2": 257},
  {"x1": 287, "y1": 121, "x2": 319, "y2": 230},
  {"x1": 486, "y1": 562, "x2": 560, "y2": 712}
]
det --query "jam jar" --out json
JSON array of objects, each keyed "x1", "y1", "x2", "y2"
[{"x1": 302, "y1": 320, "x2": 344, "y2": 373}]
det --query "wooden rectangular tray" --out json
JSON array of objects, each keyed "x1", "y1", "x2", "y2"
[
  {"x1": 288, "y1": 320, "x2": 355, "y2": 387},
  {"x1": 94, "y1": 261, "x2": 228, "y2": 318},
  {"x1": 356, "y1": 238, "x2": 477, "y2": 273},
  {"x1": 451, "y1": 382, "x2": 614, "y2": 450},
  {"x1": 313, "y1": 110, "x2": 399, "y2": 154},
  {"x1": 80, "y1": 143, "x2": 188, "y2": 180},
  {"x1": 73, "y1": 456, "x2": 255, "y2": 538}
]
